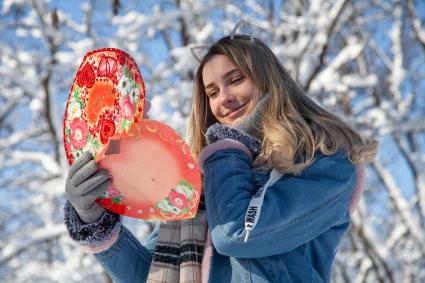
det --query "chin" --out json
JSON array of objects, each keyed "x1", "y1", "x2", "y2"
[{"x1": 226, "y1": 118, "x2": 242, "y2": 127}]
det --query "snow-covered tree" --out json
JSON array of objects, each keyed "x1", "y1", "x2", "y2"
[{"x1": 1, "y1": 0, "x2": 424, "y2": 282}]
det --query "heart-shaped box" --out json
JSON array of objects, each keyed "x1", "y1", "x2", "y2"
[{"x1": 64, "y1": 48, "x2": 201, "y2": 220}]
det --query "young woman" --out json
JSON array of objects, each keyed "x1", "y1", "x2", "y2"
[{"x1": 64, "y1": 24, "x2": 378, "y2": 283}]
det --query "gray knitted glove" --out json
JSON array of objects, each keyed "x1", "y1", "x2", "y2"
[
  {"x1": 65, "y1": 152, "x2": 112, "y2": 223},
  {"x1": 233, "y1": 92, "x2": 271, "y2": 140}
]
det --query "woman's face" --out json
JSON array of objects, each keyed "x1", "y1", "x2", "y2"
[{"x1": 202, "y1": 55, "x2": 261, "y2": 126}]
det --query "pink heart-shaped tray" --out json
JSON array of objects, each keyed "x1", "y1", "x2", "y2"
[{"x1": 98, "y1": 120, "x2": 201, "y2": 220}]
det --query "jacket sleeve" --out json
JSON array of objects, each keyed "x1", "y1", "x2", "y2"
[
  {"x1": 94, "y1": 225, "x2": 155, "y2": 283},
  {"x1": 202, "y1": 149, "x2": 357, "y2": 258},
  {"x1": 64, "y1": 201, "x2": 157, "y2": 282}
]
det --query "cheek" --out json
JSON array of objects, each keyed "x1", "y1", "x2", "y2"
[
  {"x1": 208, "y1": 100, "x2": 220, "y2": 118},
  {"x1": 243, "y1": 84, "x2": 257, "y2": 100}
]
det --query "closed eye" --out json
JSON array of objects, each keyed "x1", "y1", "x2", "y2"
[
  {"x1": 231, "y1": 76, "x2": 245, "y2": 84},
  {"x1": 207, "y1": 90, "x2": 218, "y2": 98}
]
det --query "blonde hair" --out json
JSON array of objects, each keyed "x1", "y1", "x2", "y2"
[{"x1": 188, "y1": 35, "x2": 378, "y2": 175}]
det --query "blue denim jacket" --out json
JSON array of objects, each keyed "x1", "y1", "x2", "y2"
[{"x1": 92, "y1": 149, "x2": 356, "y2": 283}]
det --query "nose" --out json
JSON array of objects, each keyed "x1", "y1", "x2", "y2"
[{"x1": 219, "y1": 88, "x2": 235, "y2": 107}]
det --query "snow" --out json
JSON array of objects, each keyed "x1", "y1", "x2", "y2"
[
  {"x1": 342, "y1": 74, "x2": 378, "y2": 88},
  {"x1": 413, "y1": 18, "x2": 425, "y2": 43},
  {"x1": 55, "y1": 51, "x2": 75, "y2": 65},
  {"x1": 389, "y1": 6, "x2": 404, "y2": 102},
  {"x1": 331, "y1": 40, "x2": 366, "y2": 70},
  {"x1": 171, "y1": 46, "x2": 198, "y2": 74},
  {"x1": 194, "y1": 22, "x2": 214, "y2": 42},
  {"x1": 1, "y1": 0, "x2": 26, "y2": 14},
  {"x1": 1, "y1": 0, "x2": 425, "y2": 282},
  {"x1": 1, "y1": 225, "x2": 66, "y2": 264},
  {"x1": 15, "y1": 28, "x2": 29, "y2": 37},
  {"x1": 10, "y1": 151, "x2": 61, "y2": 175},
  {"x1": 373, "y1": 160, "x2": 425, "y2": 250}
]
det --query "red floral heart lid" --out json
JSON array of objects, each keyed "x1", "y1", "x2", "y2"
[{"x1": 63, "y1": 48, "x2": 145, "y2": 164}]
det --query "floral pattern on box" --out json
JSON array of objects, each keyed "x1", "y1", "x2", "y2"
[
  {"x1": 63, "y1": 48, "x2": 145, "y2": 165},
  {"x1": 156, "y1": 179, "x2": 199, "y2": 218}
]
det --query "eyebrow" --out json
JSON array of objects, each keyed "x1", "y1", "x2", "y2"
[{"x1": 204, "y1": 68, "x2": 241, "y2": 90}]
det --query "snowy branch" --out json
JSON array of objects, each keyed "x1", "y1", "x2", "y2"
[
  {"x1": 406, "y1": 0, "x2": 425, "y2": 52},
  {"x1": 372, "y1": 160, "x2": 425, "y2": 254},
  {"x1": 0, "y1": 224, "x2": 66, "y2": 264}
]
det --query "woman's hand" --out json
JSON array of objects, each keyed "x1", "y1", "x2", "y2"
[{"x1": 65, "y1": 152, "x2": 112, "y2": 223}]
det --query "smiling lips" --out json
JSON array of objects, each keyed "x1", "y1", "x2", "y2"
[{"x1": 225, "y1": 102, "x2": 248, "y2": 118}]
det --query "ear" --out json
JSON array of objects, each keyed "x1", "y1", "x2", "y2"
[
  {"x1": 190, "y1": 45, "x2": 209, "y2": 62},
  {"x1": 349, "y1": 163, "x2": 365, "y2": 214}
]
